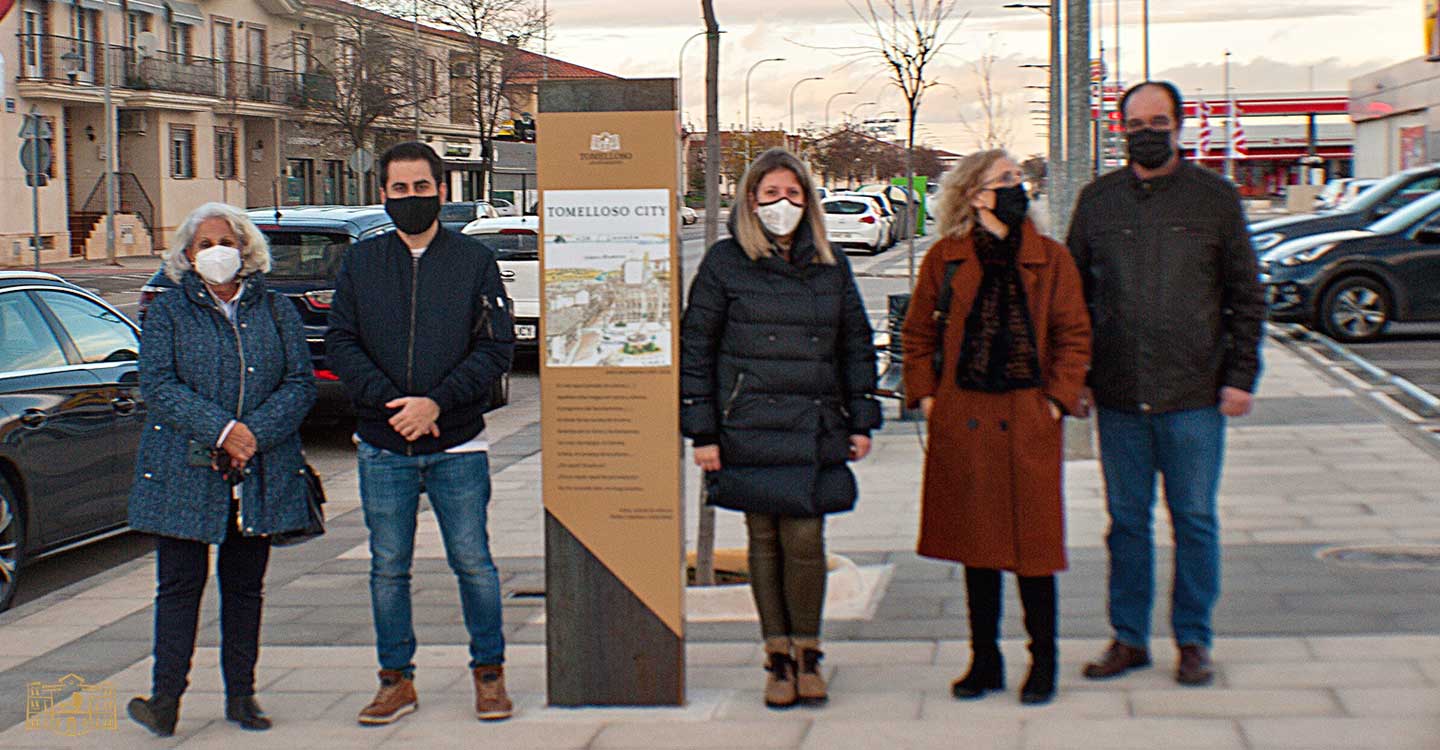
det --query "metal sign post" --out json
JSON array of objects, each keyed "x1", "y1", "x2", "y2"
[{"x1": 20, "y1": 108, "x2": 53, "y2": 270}]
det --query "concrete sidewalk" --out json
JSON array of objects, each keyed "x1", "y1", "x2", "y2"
[{"x1": 2, "y1": 336, "x2": 1439, "y2": 749}]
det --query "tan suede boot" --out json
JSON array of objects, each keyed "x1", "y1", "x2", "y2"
[
  {"x1": 473, "y1": 665, "x2": 514, "y2": 721},
  {"x1": 763, "y1": 637, "x2": 798, "y2": 709},
  {"x1": 792, "y1": 637, "x2": 829, "y2": 704}
]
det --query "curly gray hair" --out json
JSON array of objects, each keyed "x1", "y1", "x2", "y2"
[{"x1": 163, "y1": 202, "x2": 271, "y2": 283}]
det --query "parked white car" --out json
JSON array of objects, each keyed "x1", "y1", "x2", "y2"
[
  {"x1": 462, "y1": 216, "x2": 539, "y2": 349},
  {"x1": 491, "y1": 198, "x2": 520, "y2": 217},
  {"x1": 822, "y1": 196, "x2": 886, "y2": 254},
  {"x1": 838, "y1": 191, "x2": 898, "y2": 248},
  {"x1": 680, "y1": 206, "x2": 699, "y2": 225}
]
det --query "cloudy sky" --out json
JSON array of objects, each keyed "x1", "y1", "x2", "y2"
[{"x1": 536, "y1": 0, "x2": 1417, "y2": 155}]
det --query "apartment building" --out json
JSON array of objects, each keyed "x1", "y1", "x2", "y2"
[{"x1": 0, "y1": 0, "x2": 613, "y2": 265}]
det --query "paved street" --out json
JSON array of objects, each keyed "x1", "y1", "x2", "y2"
[{"x1": 2, "y1": 314, "x2": 1440, "y2": 747}]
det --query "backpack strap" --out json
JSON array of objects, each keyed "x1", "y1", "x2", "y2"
[{"x1": 930, "y1": 261, "x2": 963, "y2": 377}]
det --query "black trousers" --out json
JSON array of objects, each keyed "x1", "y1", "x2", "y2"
[{"x1": 151, "y1": 521, "x2": 271, "y2": 699}]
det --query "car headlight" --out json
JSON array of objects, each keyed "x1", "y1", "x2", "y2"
[
  {"x1": 1251, "y1": 232, "x2": 1284, "y2": 252},
  {"x1": 1279, "y1": 242, "x2": 1338, "y2": 267}
]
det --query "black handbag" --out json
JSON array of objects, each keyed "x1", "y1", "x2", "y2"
[
  {"x1": 270, "y1": 462, "x2": 326, "y2": 547},
  {"x1": 265, "y1": 292, "x2": 326, "y2": 547}
]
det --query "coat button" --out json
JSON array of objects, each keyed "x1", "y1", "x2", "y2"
[
  {"x1": 767, "y1": 334, "x2": 777, "y2": 341},
  {"x1": 1140, "y1": 403, "x2": 1152, "y2": 413},
  {"x1": 810, "y1": 335, "x2": 819, "y2": 342},
  {"x1": 247, "y1": 366, "x2": 255, "y2": 373},
  {"x1": 143, "y1": 472, "x2": 153, "y2": 479},
  {"x1": 153, "y1": 425, "x2": 162, "y2": 431},
  {"x1": 1000, "y1": 420, "x2": 1009, "y2": 432},
  {"x1": 240, "y1": 323, "x2": 247, "y2": 329},
  {"x1": 813, "y1": 398, "x2": 822, "y2": 405},
  {"x1": 967, "y1": 419, "x2": 979, "y2": 430}
]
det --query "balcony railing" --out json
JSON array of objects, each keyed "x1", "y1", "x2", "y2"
[{"x1": 17, "y1": 33, "x2": 335, "y2": 107}]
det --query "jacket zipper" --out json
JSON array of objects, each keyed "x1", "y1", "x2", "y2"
[
  {"x1": 405, "y1": 254, "x2": 420, "y2": 457},
  {"x1": 722, "y1": 373, "x2": 747, "y2": 422},
  {"x1": 220, "y1": 300, "x2": 247, "y2": 533}
]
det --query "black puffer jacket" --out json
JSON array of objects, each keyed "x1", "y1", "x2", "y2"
[{"x1": 681, "y1": 223, "x2": 882, "y2": 517}]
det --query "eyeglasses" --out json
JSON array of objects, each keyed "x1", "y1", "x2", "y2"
[
  {"x1": 982, "y1": 172, "x2": 1024, "y2": 190},
  {"x1": 1124, "y1": 115, "x2": 1175, "y2": 133}
]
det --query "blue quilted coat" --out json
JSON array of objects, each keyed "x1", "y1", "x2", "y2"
[{"x1": 128, "y1": 272, "x2": 316, "y2": 544}]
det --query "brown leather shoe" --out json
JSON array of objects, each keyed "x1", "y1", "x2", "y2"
[
  {"x1": 1176, "y1": 645, "x2": 1214, "y2": 686},
  {"x1": 763, "y1": 637, "x2": 798, "y2": 709},
  {"x1": 1082, "y1": 641, "x2": 1151, "y2": 680},
  {"x1": 357, "y1": 669, "x2": 417, "y2": 725},
  {"x1": 792, "y1": 638, "x2": 828, "y2": 705},
  {"x1": 473, "y1": 665, "x2": 514, "y2": 721}
]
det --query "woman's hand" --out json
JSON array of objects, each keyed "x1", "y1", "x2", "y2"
[
  {"x1": 1048, "y1": 400, "x2": 1064, "y2": 421},
  {"x1": 694, "y1": 445, "x2": 722, "y2": 472},
  {"x1": 848, "y1": 435, "x2": 872, "y2": 461},
  {"x1": 221, "y1": 423, "x2": 257, "y2": 465},
  {"x1": 920, "y1": 397, "x2": 934, "y2": 420}
]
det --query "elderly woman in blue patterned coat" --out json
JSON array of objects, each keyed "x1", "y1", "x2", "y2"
[{"x1": 125, "y1": 202, "x2": 315, "y2": 737}]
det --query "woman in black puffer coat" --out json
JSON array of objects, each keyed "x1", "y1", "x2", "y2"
[{"x1": 681, "y1": 148, "x2": 881, "y2": 710}]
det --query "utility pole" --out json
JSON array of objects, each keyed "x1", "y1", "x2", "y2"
[
  {"x1": 101, "y1": 0, "x2": 117, "y2": 263},
  {"x1": 1048, "y1": 0, "x2": 1063, "y2": 233},
  {"x1": 1060, "y1": 0, "x2": 1091, "y2": 236},
  {"x1": 697, "y1": 0, "x2": 721, "y2": 587},
  {"x1": 413, "y1": 0, "x2": 421, "y2": 141},
  {"x1": 1142, "y1": 0, "x2": 1150, "y2": 80},
  {"x1": 1224, "y1": 50, "x2": 1233, "y2": 183}
]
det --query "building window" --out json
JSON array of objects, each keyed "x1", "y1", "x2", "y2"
[
  {"x1": 170, "y1": 126, "x2": 194, "y2": 179},
  {"x1": 429, "y1": 59, "x2": 439, "y2": 97},
  {"x1": 215, "y1": 127, "x2": 237, "y2": 179},
  {"x1": 294, "y1": 34, "x2": 311, "y2": 75},
  {"x1": 168, "y1": 23, "x2": 191, "y2": 61},
  {"x1": 323, "y1": 160, "x2": 343, "y2": 204},
  {"x1": 21, "y1": 9, "x2": 42, "y2": 78},
  {"x1": 126, "y1": 11, "x2": 151, "y2": 49}
]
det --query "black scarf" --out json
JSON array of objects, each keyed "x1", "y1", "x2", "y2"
[{"x1": 955, "y1": 227, "x2": 1043, "y2": 392}]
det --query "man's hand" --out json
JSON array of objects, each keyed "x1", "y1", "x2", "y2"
[
  {"x1": 221, "y1": 422, "x2": 257, "y2": 465},
  {"x1": 1075, "y1": 387, "x2": 1094, "y2": 419},
  {"x1": 386, "y1": 396, "x2": 442, "y2": 442},
  {"x1": 849, "y1": 435, "x2": 872, "y2": 461},
  {"x1": 1218, "y1": 386, "x2": 1254, "y2": 418},
  {"x1": 920, "y1": 396, "x2": 934, "y2": 420},
  {"x1": 694, "y1": 445, "x2": 722, "y2": 472}
]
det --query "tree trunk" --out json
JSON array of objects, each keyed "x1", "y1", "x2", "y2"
[
  {"x1": 694, "y1": 0, "x2": 722, "y2": 587},
  {"x1": 906, "y1": 104, "x2": 918, "y2": 289}
]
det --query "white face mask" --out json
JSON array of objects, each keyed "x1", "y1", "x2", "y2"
[
  {"x1": 755, "y1": 198, "x2": 805, "y2": 237},
  {"x1": 193, "y1": 244, "x2": 242, "y2": 285}
]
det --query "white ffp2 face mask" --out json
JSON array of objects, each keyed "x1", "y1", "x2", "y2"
[
  {"x1": 756, "y1": 198, "x2": 805, "y2": 237},
  {"x1": 193, "y1": 245, "x2": 242, "y2": 285}
]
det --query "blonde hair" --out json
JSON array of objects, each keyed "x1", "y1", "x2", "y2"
[
  {"x1": 935, "y1": 149, "x2": 1016, "y2": 240},
  {"x1": 732, "y1": 148, "x2": 835, "y2": 265},
  {"x1": 164, "y1": 202, "x2": 271, "y2": 283}
]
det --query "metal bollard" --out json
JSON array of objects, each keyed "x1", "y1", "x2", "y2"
[{"x1": 878, "y1": 292, "x2": 925, "y2": 421}]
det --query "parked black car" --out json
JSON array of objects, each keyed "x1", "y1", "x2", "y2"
[
  {"x1": 140, "y1": 205, "x2": 509, "y2": 414},
  {"x1": 1261, "y1": 190, "x2": 1440, "y2": 342},
  {"x1": 139, "y1": 206, "x2": 396, "y2": 414},
  {"x1": 0, "y1": 271, "x2": 146, "y2": 610},
  {"x1": 1250, "y1": 163, "x2": 1440, "y2": 254}
]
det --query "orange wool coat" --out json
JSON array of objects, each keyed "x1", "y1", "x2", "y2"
[{"x1": 901, "y1": 220, "x2": 1091, "y2": 576}]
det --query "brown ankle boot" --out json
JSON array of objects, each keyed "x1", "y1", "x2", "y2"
[
  {"x1": 357, "y1": 669, "x2": 417, "y2": 725},
  {"x1": 792, "y1": 638, "x2": 828, "y2": 704},
  {"x1": 763, "y1": 637, "x2": 798, "y2": 709},
  {"x1": 473, "y1": 665, "x2": 514, "y2": 721}
]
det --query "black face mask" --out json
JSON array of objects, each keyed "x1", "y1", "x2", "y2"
[
  {"x1": 385, "y1": 195, "x2": 442, "y2": 235},
  {"x1": 990, "y1": 185, "x2": 1030, "y2": 230},
  {"x1": 1127, "y1": 128, "x2": 1175, "y2": 169}
]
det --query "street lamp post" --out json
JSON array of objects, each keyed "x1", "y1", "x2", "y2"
[
  {"x1": 788, "y1": 76, "x2": 823, "y2": 134},
  {"x1": 1005, "y1": 1, "x2": 1063, "y2": 233},
  {"x1": 824, "y1": 90, "x2": 856, "y2": 129},
  {"x1": 846, "y1": 101, "x2": 877, "y2": 124},
  {"x1": 744, "y1": 57, "x2": 785, "y2": 161},
  {"x1": 679, "y1": 30, "x2": 725, "y2": 131}
]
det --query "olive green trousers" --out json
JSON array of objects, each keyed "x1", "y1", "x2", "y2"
[{"x1": 745, "y1": 513, "x2": 827, "y2": 639}]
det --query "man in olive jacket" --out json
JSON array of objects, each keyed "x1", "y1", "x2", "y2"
[{"x1": 1066, "y1": 82, "x2": 1264, "y2": 687}]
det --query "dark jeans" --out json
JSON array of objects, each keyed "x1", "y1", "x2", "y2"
[
  {"x1": 151, "y1": 523, "x2": 271, "y2": 699},
  {"x1": 745, "y1": 513, "x2": 826, "y2": 640},
  {"x1": 1096, "y1": 406, "x2": 1226, "y2": 648}
]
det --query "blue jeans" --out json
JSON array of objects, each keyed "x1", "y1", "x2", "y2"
[
  {"x1": 1096, "y1": 406, "x2": 1225, "y2": 649},
  {"x1": 357, "y1": 442, "x2": 504, "y2": 673}
]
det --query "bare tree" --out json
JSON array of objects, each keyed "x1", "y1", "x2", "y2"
[
  {"x1": 426, "y1": 0, "x2": 547, "y2": 197},
  {"x1": 954, "y1": 37, "x2": 1016, "y2": 151},
  {"x1": 845, "y1": 0, "x2": 965, "y2": 285},
  {"x1": 695, "y1": 0, "x2": 722, "y2": 587},
  {"x1": 298, "y1": 15, "x2": 436, "y2": 172}
]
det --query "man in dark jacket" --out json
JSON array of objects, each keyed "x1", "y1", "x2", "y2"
[
  {"x1": 1066, "y1": 82, "x2": 1264, "y2": 688},
  {"x1": 325, "y1": 142, "x2": 516, "y2": 724}
]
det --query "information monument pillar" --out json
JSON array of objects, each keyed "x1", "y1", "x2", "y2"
[{"x1": 538, "y1": 78, "x2": 685, "y2": 706}]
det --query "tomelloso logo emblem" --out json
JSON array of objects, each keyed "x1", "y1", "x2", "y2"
[
  {"x1": 25, "y1": 674, "x2": 118, "y2": 737},
  {"x1": 590, "y1": 132, "x2": 622, "y2": 152}
]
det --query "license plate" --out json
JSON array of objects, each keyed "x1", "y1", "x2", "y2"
[{"x1": 515, "y1": 324, "x2": 537, "y2": 340}]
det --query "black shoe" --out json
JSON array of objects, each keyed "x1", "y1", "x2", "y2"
[
  {"x1": 225, "y1": 696, "x2": 273, "y2": 731},
  {"x1": 950, "y1": 648, "x2": 1004, "y2": 700},
  {"x1": 1020, "y1": 656, "x2": 1057, "y2": 705},
  {"x1": 127, "y1": 694, "x2": 180, "y2": 737}
]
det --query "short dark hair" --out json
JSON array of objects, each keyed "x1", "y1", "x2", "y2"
[
  {"x1": 378, "y1": 141, "x2": 444, "y2": 187},
  {"x1": 1119, "y1": 81, "x2": 1185, "y2": 127}
]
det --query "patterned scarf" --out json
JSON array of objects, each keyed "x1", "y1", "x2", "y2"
[{"x1": 955, "y1": 227, "x2": 1043, "y2": 392}]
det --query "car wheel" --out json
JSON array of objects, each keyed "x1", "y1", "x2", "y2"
[
  {"x1": 1320, "y1": 277, "x2": 1392, "y2": 343},
  {"x1": 0, "y1": 479, "x2": 23, "y2": 612}
]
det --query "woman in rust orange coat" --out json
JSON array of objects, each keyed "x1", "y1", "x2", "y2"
[{"x1": 901, "y1": 149, "x2": 1091, "y2": 705}]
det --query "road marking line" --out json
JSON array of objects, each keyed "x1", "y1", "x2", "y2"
[{"x1": 1370, "y1": 391, "x2": 1424, "y2": 423}]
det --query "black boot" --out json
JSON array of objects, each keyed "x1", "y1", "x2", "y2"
[
  {"x1": 127, "y1": 694, "x2": 180, "y2": 737},
  {"x1": 1019, "y1": 575, "x2": 1058, "y2": 705},
  {"x1": 225, "y1": 696, "x2": 273, "y2": 731},
  {"x1": 952, "y1": 567, "x2": 1005, "y2": 700}
]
